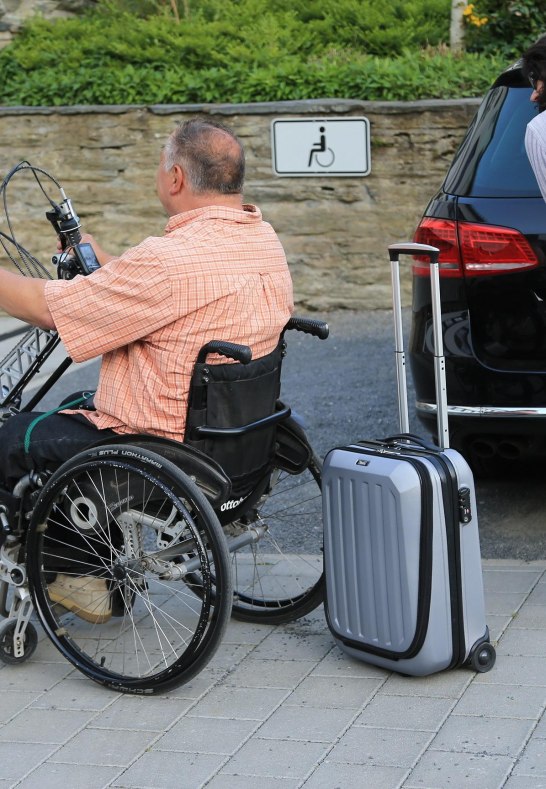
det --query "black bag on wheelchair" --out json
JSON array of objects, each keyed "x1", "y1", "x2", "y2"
[{"x1": 184, "y1": 342, "x2": 283, "y2": 499}]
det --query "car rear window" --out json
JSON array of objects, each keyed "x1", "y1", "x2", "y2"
[{"x1": 443, "y1": 86, "x2": 541, "y2": 198}]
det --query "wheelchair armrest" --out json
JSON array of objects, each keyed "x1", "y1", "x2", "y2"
[
  {"x1": 196, "y1": 341, "x2": 252, "y2": 364},
  {"x1": 284, "y1": 316, "x2": 329, "y2": 340},
  {"x1": 193, "y1": 405, "x2": 291, "y2": 438}
]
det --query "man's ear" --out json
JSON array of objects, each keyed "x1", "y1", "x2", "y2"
[{"x1": 170, "y1": 164, "x2": 185, "y2": 194}]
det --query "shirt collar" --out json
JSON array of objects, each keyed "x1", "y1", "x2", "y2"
[{"x1": 165, "y1": 204, "x2": 261, "y2": 233}]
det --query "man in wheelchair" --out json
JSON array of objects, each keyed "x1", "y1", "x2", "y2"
[{"x1": 0, "y1": 119, "x2": 293, "y2": 620}]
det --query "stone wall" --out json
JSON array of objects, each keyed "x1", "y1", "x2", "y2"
[{"x1": 0, "y1": 98, "x2": 480, "y2": 309}]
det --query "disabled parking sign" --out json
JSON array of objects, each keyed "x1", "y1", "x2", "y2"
[{"x1": 271, "y1": 117, "x2": 371, "y2": 177}]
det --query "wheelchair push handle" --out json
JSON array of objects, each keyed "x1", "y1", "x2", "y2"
[
  {"x1": 284, "y1": 316, "x2": 329, "y2": 340},
  {"x1": 196, "y1": 340, "x2": 252, "y2": 364}
]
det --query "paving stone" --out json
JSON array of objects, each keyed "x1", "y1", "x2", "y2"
[
  {"x1": 157, "y1": 668, "x2": 226, "y2": 700},
  {"x1": 512, "y1": 737, "x2": 546, "y2": 777},
  {"x1": 30, "y1": 677, "x2": 117, "y2": 711},
  {"x1": 224, "y1": 658, "x2": 316, "y2": 689},
  {"x1": 311, "y1": 648, "x2": 389, "y2": 679},
  {"x1": 484, "y1": 592, "x2": 528, "y2": 616},
  {"x1": 473, "y1": 655, "x2": 546, "y2": 687},
  {"x1": 92, "y1": 694, "x2": 194, "y2": 731},
  {"x1": 498, "y1": 628, "x2": 546, "y2": 657},
  {"x1": 0, "y1": 708, "x2": 95, "y2": 744},
  {"x1": 504, "y1": 776, "x2": 546, "y2": 788},
  {"x1": 303, "y1": 762, "x2": 408, "y2": 788},
  {"x1": 403, "y1": 750, "x2": 513, "y2": 788},
  {"x1": 221, "y1": 621, "x2": 274, "y2": 645},
  {"x1": 255, "y1": 705, "x2": 355, "y2": 742},
  {"x1": 533, "y1": 712, "x2": 546, "y2": 738},
  {"x1": 16, "y1": 762, "x2": 121, "y2": 789},
  {"x1": 219, "y1": 737, "x2": 327, "y2": 779},
  {"x1": 483, "y1": 570, "x2": 542, "y2": 595},
  {"x1": 0, "y1": 662, "x2": 73, "y2": 692},
  {"x1": 207, "y1": 642, "x2": 255, "y2": 670},
  {"x1": 115, "y1": 750, "x2": 226, "y2": 789},
  {"x1": 282, "y1": 607, "x2": 329, "y2": 635},
  {"x1": 189, "y1": 685, "x2": 288, "y2": 720},
  {"x1": 50, "y1": 727, "x2": 154, "y2": 766},
  {"x1": 156, "y1": 715, "x2": 257, "y2": 753},
  {"x1": 0, "y1": 691, "x2": 40, "y2": 723},
  {"x1": 452, "y1": 682, "x2": 546, "y2": 719},
  {"x1": 284, "y1": 675, "x2": 383, "y2": 709},
  {"x1": 0, "y1": 742, "x2": 56, "y2": 782},
  {"x1": 510, "y1": 605, "x2": 546, "y2": 629},
  {"x1": 381, "y1": 670, "x2": 472, "y2": 699},
  {"x1": 528, "y1": 584, "x2": 546, "y2": 605},
  {"x1": 328, "y1": 726, "x2": 431, "y2": 767},
  {"x1": 429, "y1": 714, "x2": 533, "y2": 757},
  {"x1": 355, "y1": 694, "x2": 454, "y2": 731},
  {"x1": 249, "y1": 632, "x2": 333, "y2": 662},
  {"x1": 206, "y1": 774, "x2": 298, "y2": 788}
]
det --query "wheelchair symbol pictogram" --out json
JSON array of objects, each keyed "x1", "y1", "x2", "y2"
[{"x1": 308, "y1": 126, "x2": 335, "y2": 168}]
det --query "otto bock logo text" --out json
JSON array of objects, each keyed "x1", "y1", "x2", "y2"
[{"x1": 220, "y1": 496, "x2": 245, "y2": 512}]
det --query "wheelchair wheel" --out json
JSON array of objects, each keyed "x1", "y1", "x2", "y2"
[
  {"x1": 25, "y1": 445, "x2": 232, "y2": 694},
  {"x1": 225, "y1": 452, "x2": 324, "y2": 624}
]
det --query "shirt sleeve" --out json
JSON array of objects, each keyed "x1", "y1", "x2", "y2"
[
  {"x1": 525, "y1": 117, "x2": 546, "y2": 203},
  {"x1": 44, "y1": 240, "x2": 175, "y2": 363}
]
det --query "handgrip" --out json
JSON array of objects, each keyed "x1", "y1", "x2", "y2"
[
  {"x1": 388, "y1": 242, "x2": 439, "y2": 263},
  {"x1": 196, "y1": 341, "x2": 252, "y2": 364},
  {"x1": 284, "y1": 316, "x2": 329, "y2": 340}
]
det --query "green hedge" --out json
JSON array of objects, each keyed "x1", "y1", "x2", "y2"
[
  {"x1": 463, "y1": 0, "x2": 543, "y2": 59},
  {"x1": 0, "y1": 2, "x2": 511, "y2": 105}
]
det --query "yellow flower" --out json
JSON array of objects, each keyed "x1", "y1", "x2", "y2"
[{"x1": 463, "y1": 4, "x2": 474, "y2": 16}]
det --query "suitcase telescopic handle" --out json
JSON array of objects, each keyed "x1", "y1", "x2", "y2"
[
  {"x1": 388, "y1": 242, "x2": 440, "y2": 264},
  {"x1": 387, "y1": 241, "x2": 449, "y2": 450}
]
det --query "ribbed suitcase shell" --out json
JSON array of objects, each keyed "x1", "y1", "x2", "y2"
[{"x1": 323, "y1": 442, "x2": 489, "y2": 675}]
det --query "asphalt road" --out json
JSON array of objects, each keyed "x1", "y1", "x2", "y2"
[{"x1": 15, "y1": 308, "x2": 546, "y2": 562}]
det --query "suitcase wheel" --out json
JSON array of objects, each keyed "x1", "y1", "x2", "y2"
[{"x1": 468, "y1": 641, "x2": 496, "y2": 673}]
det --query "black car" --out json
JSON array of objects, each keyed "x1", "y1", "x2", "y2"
[{"x1": 410, "y1": 59, "x2": 546, "y2": 475}]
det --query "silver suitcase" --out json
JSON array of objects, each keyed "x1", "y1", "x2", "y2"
[{"x1": 322, "y1": 242, "x2": 496, "y2": 676}]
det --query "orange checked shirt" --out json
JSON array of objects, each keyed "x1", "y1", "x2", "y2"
[{"x1": 44, "y1": 204, "x2": 294, "y2": 441}]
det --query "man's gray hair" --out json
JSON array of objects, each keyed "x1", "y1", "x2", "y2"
[{"x1": 163, "y1": 119, "x2": 245, "y2": 194}]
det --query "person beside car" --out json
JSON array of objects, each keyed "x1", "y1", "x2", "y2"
[{"x1": 522, "y1": 35, "x2": 546, "y2": 201}]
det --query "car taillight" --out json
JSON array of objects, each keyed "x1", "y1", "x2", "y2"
[
  {"x1": 413, "y1": 218, "x2": 462, "y2": 277},
  {"x1": 413, "y1": 217, "x2": 539, "y2": 277}
]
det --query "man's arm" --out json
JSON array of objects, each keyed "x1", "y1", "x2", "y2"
[{"x1": 0, "y1": 270, "x2": 55, "y2": 330}]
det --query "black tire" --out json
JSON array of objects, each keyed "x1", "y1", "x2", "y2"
[
  {"x1": 469, "y1": 641, "x2": 496, "y2": 673},
  {"x1": 26, "y1": 445, "x2": 232, "y2": 694},
  {"x1": 225, "y1": 453, "x2": 324, "y2": 624},
  {"x1": 0, "y1": 619, "x2": 38, "y2": 664}
]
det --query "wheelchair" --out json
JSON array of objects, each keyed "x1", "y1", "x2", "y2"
[{"x1": 0, "y1": 315, "x2": 328, "y2": 694}]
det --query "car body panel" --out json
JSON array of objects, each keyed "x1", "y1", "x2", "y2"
[{"x1": 410, "y1": 62, "x2": 546, "y2": 467}]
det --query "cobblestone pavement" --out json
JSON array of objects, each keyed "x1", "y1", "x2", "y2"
[{"x1": 0, "y1": 561, "x2": 545, "y2": 788}]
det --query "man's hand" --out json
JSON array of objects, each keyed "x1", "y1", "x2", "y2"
[{"x1": 57, "y1": 233, "x2": 115, "y2": 267}]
